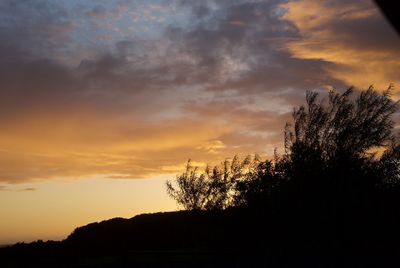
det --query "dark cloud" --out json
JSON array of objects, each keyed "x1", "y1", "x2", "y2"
[
  {"x1": 86, "y1": 5, "x2": 108, "y2": 18},
  {"x1": 165, "y1": 0, "x2": 346, "y2": 97},
  {"x1": 329, "y1": 15, "x2": 399, "y2": 52},
  {"x1": 0, "y1": 0, "x2": 74, "y2": 60}
]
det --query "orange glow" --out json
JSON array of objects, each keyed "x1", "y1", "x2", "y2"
[{"x1": 0, "y1": 176, "x2": 176, "y2": 244}]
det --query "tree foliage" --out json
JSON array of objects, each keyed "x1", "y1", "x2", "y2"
[
  {"x1": 285, "y1": 86, "x2": 398, "y2": 159},
  {"x1": 166, "y1": 155, "x2": 272, "y2": 210}
]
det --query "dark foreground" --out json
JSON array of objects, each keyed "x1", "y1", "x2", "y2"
[
  {"x1": 3, "y1": 250, "x2": 399, "y2": 268},
  {"x1": 1, "y1": 208, "x2": 400, "y2": 267}
]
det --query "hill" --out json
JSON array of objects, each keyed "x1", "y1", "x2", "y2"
[
  {"x1": 0, "y1": 209, "x2": 273, "y2": 267},
  {"x1": 2, "y1": 207, "x2": 400, "y2": 267}
]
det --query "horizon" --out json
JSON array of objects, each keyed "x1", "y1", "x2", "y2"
[{"x1": 0, "y1": 0, "x2": 399, "y2": 245}]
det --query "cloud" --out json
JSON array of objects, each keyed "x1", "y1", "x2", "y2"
[
  {"x1": 0, "y1": 185, "x2": 36, "y2": 191},
  {"x1": 166, "y1": 0, "x2": 347, "y2": 97},
  {"x1": 281, "y1": 0, "x2": 400, "y2": 89},
  {"x1": 0, "y1": 0, "x2": 398, "y2": 183},
  {"x1": 86, "y1": 5, "x2": 108, "y2": 18},
  {"x1": 21, "y1": 188, "x2": 36, "y2": 191},
  {"x1": 197, "y1": 140, "x2": 226, "y2": 154}
]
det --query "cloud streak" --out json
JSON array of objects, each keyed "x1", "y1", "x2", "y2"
[{"x1": 0, "y1": 185, "x2": 36, "y2": 192}]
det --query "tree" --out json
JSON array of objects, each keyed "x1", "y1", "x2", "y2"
[
  {"x1": 166, "y1": 155, "x2": 265, "y2": 210},
  {"x1": 233, "y1": 152, "x2": 289, "y2": 207},
  {"x1": 284, "y1": 86, "x2": 399, "y2": 189},
  {"x1": 286, "y1": 86, "x2": 398, "y2": 158},
  {"x1": 167, "y1": 86, "x2": 399, "y2": 211},
  {"x1": 166, "y1": 160, "x2": 209, "y2": 210},
  {"x1": 379, "y1": 138, "x2": 400, "y2": 187}
]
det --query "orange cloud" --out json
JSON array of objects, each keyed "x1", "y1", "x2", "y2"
[
  {"x1": 281, "y1": 0, "x2": 400, "y2": 90},
  {"x1": 0, "y1": 100, "x2": 286, "y2": 183}
]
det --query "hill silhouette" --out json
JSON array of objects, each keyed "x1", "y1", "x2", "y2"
[
  {"x1": 0, "y1": 209, "x2": 275, "y2": 267},
  {"x1": 2, "y1": 207, "x2": 400, "y2": 267}
]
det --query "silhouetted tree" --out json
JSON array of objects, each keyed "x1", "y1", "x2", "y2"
[
  {"x1": 283, "y1": 86, "x2": 399, "y2": 193},
  {"x1": 166, "y1": 160, "x2": 209, "y2": 210},
  {"x1": 167, "y1": 86, "x2": 399, "y2": 213},
  {"x1": 233, "y1": 152, "x2": 290, "y2": 207},
  {"x1": 285, "y1": 86, "x2": 398, "y2": 159},
  {"x1": 379, "y1": 138, "x2": 400, "y2": 187},
  {"x1": 166, "y1": 155, "x2": 266, "y2": 210}
]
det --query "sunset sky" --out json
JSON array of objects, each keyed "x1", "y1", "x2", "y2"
[{"x1": 0, "y1": 0, "x2": 399, "y2": 244}]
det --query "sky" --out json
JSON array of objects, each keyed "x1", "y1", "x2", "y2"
[{"x1": 0, "y1": 0, "x2": 399, "y2": 244}]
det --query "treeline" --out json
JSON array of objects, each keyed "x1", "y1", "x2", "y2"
[{"x1": 166, "y1": 87, "x2": 400, "y2": 255}]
